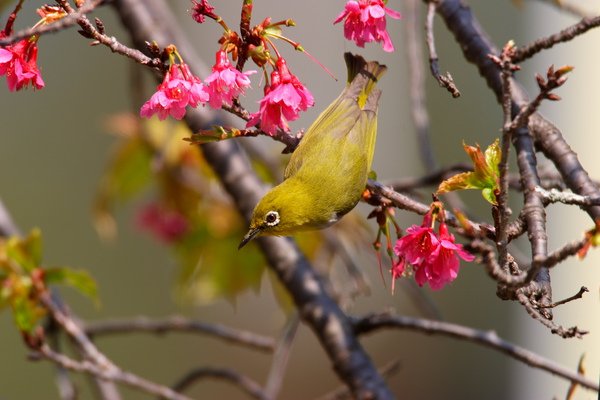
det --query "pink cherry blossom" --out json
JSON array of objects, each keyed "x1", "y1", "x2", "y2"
[
  {"x1": 191, "y1": 0, "x2": 216, "y2": 23},
  {"x1": 140, "y1": 63, "x2": 208, "y2": 120},
  {"x1": 334, "y1": 0, "x2": 401, "y2": 52},
  {"x1": 419, "y1": 222, "x2": 474, "y2": 290},
  {"x1": 204, "y1": 50, "x2": 255, "y2": 109},
  {"x1": 0, "y1": 38, "x2": 45, "y2": 92},
  {"x1": 136, "y1": 203, "x2": 188, "y2": 243},
  {"x1": 394, "y1": 211, "x2": 474, "y2": 290},
  {"x1": 394, "y1": 212, "x2": 438, "y2": 266},
  {"x1": 246, "y1": 57, "x2": 314, "y2": 135}
]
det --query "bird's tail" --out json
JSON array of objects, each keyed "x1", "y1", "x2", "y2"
[{"x1": 344, "y1": 52, "x2": 387, "y2": 109}]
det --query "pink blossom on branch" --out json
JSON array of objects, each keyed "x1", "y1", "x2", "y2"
[
  {"x1": 204, "y1": 50, "x2": 255, "y2": 109},
  {"x1": 140, "y1": 63, "x2": 208, "y2": 120},
  {"x1": 246, "y1": 57, "x2": 314, "y2": 135},
  {"x1": 334, "y1": 0, "x2": 401, "y2": 53},
  {"x1": 0, "y1": 37, "x2": 45, "y2": 92},
  {"x1": 394, "y1": 207, "x2": 474, "y2": 290}
]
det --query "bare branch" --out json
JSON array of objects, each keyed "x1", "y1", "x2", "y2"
[
  {"x1": 0, "y1": 0, "x2": 106, "y2": 46},
  {"x1": 425, "y1": 1, "x2": 460, "y2": 97},
  {"x1": 353, "y1": 312, "x2": 598, "y2": 391},
  {"x1": 84, "y1": 316, "x2": 275, "y2": 352},
  {"x1": 513, "y1": 15, "x2": 600, "y2": 63},
  {"x1": 539, "y1": 286, "x2": 588, "y2": 309},
  {"x1": 405, "y1": 0, "x2": 438, "y2": 170},
  {"x1": 516, "y1": 291, "x2": 587, "y2": 338},
  {"x1": 33, "y1": 344, "x2": 192, "y2": 400},
  {"x1": 535, "y1": 187, "x2": 600, "y2": 207}
]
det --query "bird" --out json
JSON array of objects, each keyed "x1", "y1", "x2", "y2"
[{"x1": 239, "y1": 52, "x2": 387, "y2": 249}]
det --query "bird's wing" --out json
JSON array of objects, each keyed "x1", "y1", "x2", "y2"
[{"x1": 284, "y1": 95, "x2": 359, "y2": 180}]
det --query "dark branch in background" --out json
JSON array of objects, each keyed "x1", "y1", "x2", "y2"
[
  {"x1": 404, "y1": 0, "x2": 437, "y2": 171},
  {"x1": 112, "y1": 0, "x2": 394, "y2": 398},
  {"x1": 84, "y1": 316, "x2": 275, "y2": 352},
  {"x1": 170, "y1": 367, "x2": 268, "y2": 400},
  {"x1": 353, "y1": 312, "x2": 599, "y2": 391},
  {"x1": 425, "y1": 1, "x2": 460, "y2": 97}
]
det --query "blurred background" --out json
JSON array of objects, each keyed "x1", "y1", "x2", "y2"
[{"x1": 0, "y1": 0, "x2": 598, "y2": 399}]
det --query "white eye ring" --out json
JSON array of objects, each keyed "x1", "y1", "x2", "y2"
[{"x1": 264, "y1": 211, "x2": 280, "y2": 227}]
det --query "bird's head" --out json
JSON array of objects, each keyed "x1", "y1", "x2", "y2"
[{"x1": 238, "y1": 183, "x2": 310, "y2": 249}]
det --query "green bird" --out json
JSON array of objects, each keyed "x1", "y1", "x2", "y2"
[{"x1": 239, "y1": 53, "x2": 387, "y2": 249}]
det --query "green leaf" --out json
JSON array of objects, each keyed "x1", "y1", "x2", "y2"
[
  {"x1": 45, "y1": 268, "x2": 98, "y2": 303},
  {"x1": 437, "y1": 140, "x2": 501, "y2": 204}
]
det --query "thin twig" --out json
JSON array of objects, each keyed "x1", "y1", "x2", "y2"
[
  {"x1": 425, "y1": 1, "x2": 460, "y2": 97},
  {"x1": 405, "y1": 0, "x2": 437, "y2": 170},
  {"x1": 516, "y1": 291, "x2": 587, "y2": 338},
  {"x1": 0, "y1": 0, "x2": 106, "y2": 46},
  {"x1": 33, "y1": 344, "x2": 192, "y2": 400},
  {"x1": 539, "y1": 286, "x2": 588, "y2": 309},
  {"x1": 353, "y1": 312, "x2": 598, "y2": 391},
  {"x1": 537, "y1": 235, "x2": 589, "y2": 269},
  {"x1": 170, "y1": 367, "x2": 268, "y2": 400},
  {"x1": 84, "y1": 316, "x2": 275, "y2": 352},
  {"x1": 385, "y1": 163, "x2": 472, "y2": 191},
  {"x1": 513, "y1": 15, "x2": 600, "y2": 63},
  {"x1": 265, "y1": 314, "x2": 300, "y2": 399},
  {"x1": 367, "y1": 179, "x2": 496, "y2": 240}
]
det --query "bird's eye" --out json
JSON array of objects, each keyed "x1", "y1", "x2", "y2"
[{"x1": 264, "y1": 211, "x2": 280, "y2": 227}]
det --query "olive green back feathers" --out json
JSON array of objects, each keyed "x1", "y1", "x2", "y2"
[{"x1": 240, "y1": 53, "x2": 387, "y2": 248}]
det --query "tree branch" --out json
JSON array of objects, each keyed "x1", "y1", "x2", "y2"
[
  {"x1": 84, "y1": 316, "x2": 275, "y2": 352},
  {"x1": 353, "y1": 312, "x2": 598, "y2": 391}
]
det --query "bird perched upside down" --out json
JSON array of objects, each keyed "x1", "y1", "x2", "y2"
[{"x1": 239, "y1": 53, "x2": 387, "y2": 249}]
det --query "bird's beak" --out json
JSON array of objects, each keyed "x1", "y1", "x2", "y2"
[{"x1": 239, "y1": 226, "x2": 262, "y2": 249}]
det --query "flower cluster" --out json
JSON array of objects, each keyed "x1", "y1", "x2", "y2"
[
  {"x1": 141, "y1": 48, "x2": 255, "y2": 120},
  {"x1": 204, "y1": 50, "x2": 255, "y2": 109},
  {"x1": 334, "y1": 0, "x2": 401, "y2": 52},
  {"x1": 140, "y1": 62, "x2": 208, "y2": 120},
  {"x1": 246, "y1": 57, "x2": 314, "y2": 135},
  {"x1": 393, "y1": 205, "x2": 474, "y2": 290},
  {"x1": 0, "y1": 35, "x2": 44, "y2": 92}
]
